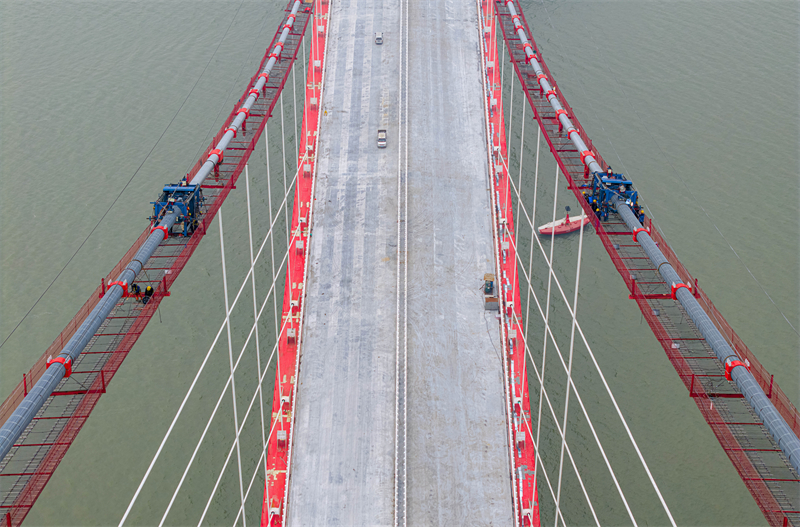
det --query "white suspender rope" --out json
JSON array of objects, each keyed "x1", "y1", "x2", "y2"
[
  {"x1": 121, "y1": 161, "x2": 300, "y2": 525},
  {"x1": 265, "y1": 126, "x2": 284, "y2": 415},
  {"x1": 245, "y1": 164, "x2": 269, "y2": 494},
  {"x1": 503, "y1": 179, "x2": 652, "y2": 525},
  {"x1": 218, "y1": 209, "x2": 248, "y2": 527},
  {"x1": 552, "y1": 200, "x2": 594, "y2": 527}
]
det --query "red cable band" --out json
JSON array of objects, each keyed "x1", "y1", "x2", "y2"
[
  {"x1": 209, "y1": 148, "x2": 224, "y2": 164},
  {"x1": 725, "y1": 360, "x2": 748, "y2": 381},
  {"x1": 632, "y1": 227, "x2": 650, "y2": 241},
  {"x1": 670, "y1": 282, "x2": 692, "y2": 300},
  {"x1": 46, "y1": 356, "x2": 72, "y2": 377},
  {"x1": 150, "y1": 225, "x2": 169, "y2": 240},
  {"x1": 108, "y1": 280, "x2": 129, "y2": 296},
  {"x1": 225, "y1": 126, "x2": 237, "y2": 138}
]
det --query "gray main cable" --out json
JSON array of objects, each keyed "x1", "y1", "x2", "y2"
[
  {"x1": 190, "y1": 0, "x2": 303, "y2": 188},
  {"x1": 503, "y1": 0, "x2": 800, "y2": 474},
  {"x1": 0, "y1": 212, "x2": 178, "y2": 461},
  {"x1": 0, "y1": 0, "x2": 304, "y2": 463}
]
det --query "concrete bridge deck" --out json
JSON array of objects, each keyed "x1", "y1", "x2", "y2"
[{"x1": 287, "y1": 0, "x2": 513, "y2": 523}]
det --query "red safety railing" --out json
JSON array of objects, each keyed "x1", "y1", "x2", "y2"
[
  {"x1": 480, "y1": 0, "x2": 540, "y2": 525},
  {"x1": 262, "y1": 0, "x2": 328, "y2": 524}
]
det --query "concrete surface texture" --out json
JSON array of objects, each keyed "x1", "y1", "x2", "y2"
[
  {"x1": 404, "y1": 0, "x2": 513, "y2": 524},
  {"x1": 287, "y1": 0, "x2": 514, "y2": 523}
]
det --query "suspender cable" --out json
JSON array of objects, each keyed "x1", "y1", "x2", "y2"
[
  {"x1": 217, "y1": 210, "x2": 247, "y2": 527},
  {"x1": 0, "y1": 211, "x2": 178, "y2": 462}
]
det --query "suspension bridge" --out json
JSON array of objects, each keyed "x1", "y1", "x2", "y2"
[{"x1": 1, "y1": 0, "x2": 797, "y2": 525}]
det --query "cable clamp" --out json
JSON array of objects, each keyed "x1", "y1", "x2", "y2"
[
  {"x1": 248, "y1": 88, "x2": 260, "y2": 100},
  {"x1": 632, "y1": 226, "x2": 650, "y2": 242},
  {"x1": 108, "y1": 280, "x2": 129, "y2": 296},
  {"x1": 209, "y1": 148, "x2": 224, "y2": 164},
  {"x1": 258, "y1": 72, "x2": 270, "y2": 82},
  {"x1": 225, "y1": 126, "x2": 237, "y2": 138},
  {"x1": 544, "y1": 88, "x2": 557, "y2": 100},
  {"x1": 511, "y1": 14, "x2": 520, "y2": 25},
  {"x1": 567, "y1": 129, "x2": 580, "y2": 140},
  {"x1": 237, "y1": 107, "x2": 250, "y2": 120},
  {"x1": 522, "y1": 42, "x2": 532, "y2": 51},
  {"x1": 579, "y1": 150, "x2": 593, "y2": 165},
  {"x1": 670, "y1": 282, "x2": 691, "y2": 300},
  {"x1": 724, "y1": 359, "x2": 749, "y2": 381},
  {"x1": 554, "y1": 108, "x2": 567, "y2": 120},
  {"x1": 46, "y1": 356, "x2": 72, "y2": 377},
  {"x1": 150, "y1": 225, "x2": 169, "y2": 240},
  {"x1": 537, "y1": 73, "x2": 547, "y2": 82}
]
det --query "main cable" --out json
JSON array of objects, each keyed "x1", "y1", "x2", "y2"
[
  {"x1": 0, "y1": 0, "x2": 250, "y2": 352},
  {"x1": 119, "y1": 159, "x2": 303, "y2": 526},
  {"x1": 502, "y1": 153, "x2": 675, "y2": 525}
]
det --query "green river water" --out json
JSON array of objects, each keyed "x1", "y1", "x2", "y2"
[{"x1": 1, "y1": 1, "x2": 797, "y2": 525}]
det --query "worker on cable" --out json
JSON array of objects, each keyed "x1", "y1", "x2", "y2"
[
  {"x1": 142, "y1": 285, "x2": 154, "y2": 305},
  {"x1": 606, "y1": 166, "x2": 613, "y2": 179}
]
